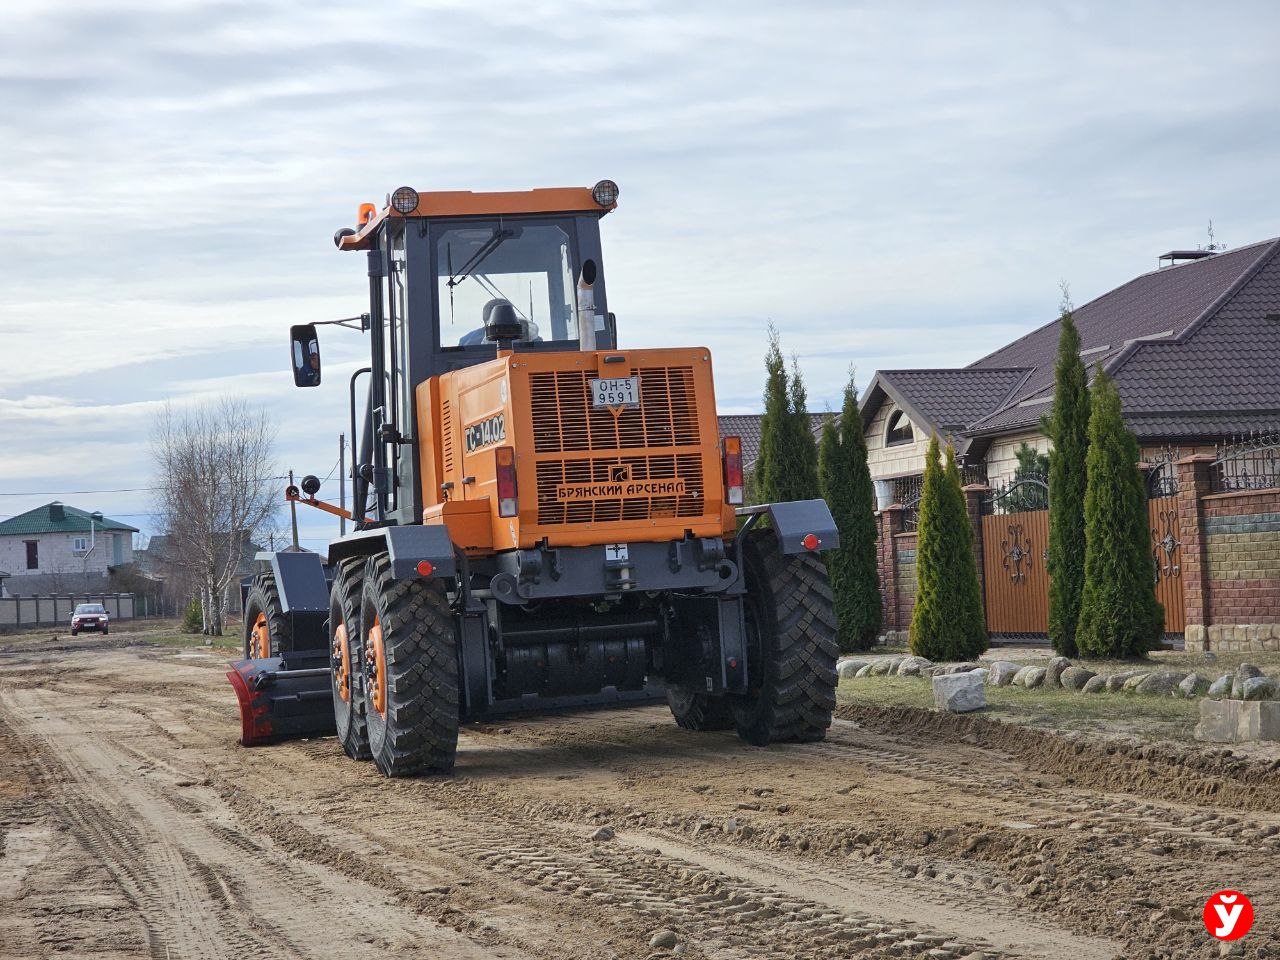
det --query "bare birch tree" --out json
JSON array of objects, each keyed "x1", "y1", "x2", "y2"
[{"x1": 151, "y1": 397, "x2": 279, "y2": 635}]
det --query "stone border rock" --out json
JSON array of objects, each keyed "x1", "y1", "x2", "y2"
[{"x1": 836, "y1": 656, "x2": 1280, "y2": 709}]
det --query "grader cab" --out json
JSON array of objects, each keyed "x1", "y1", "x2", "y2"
[{"x1": 231, "y1": 181, "x2": 840, "y2": 776}]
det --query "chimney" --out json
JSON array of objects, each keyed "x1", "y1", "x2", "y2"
[
  {"x1": 1158, "y1": 249, "x2": 1215, "y2": 268},
  {"x1": 49, "y1": 502, "x2": 65, "y2": 522}
]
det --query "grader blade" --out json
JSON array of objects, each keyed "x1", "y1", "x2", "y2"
[{"x1": 227, "y1": 653, "x2": 335, "y2": 746}]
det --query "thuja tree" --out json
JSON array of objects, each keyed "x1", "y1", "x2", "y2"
[
  {"x1": 1004, "y1": 442, "x2": 1050, "y2": 512},
  {"x1": 1076, "y1": 368, "x2": 1163, "y2": 658},
  {"x1": 1043, "y1": 302, "x2": 1091, "y2": 657},
  {"x1": 818, "y1": 371, "x2": 882, "y2": 650},
  {"x1": 755, "y1": 326, "x2": 820, "y2": 505},
  {"x1": 909, "y1": 436, "x2": 988, "y2": 660}
]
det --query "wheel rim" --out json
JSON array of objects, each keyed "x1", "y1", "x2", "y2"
[
  {"x1": 332, "y1": 623, "x2": 352, "y2": 703},
  {"x1": 365, "y1": 616, "x2": 387, "y2": 717},
  {"x1": 251, "y1": 612, "x2": 270, "y2": 659}
]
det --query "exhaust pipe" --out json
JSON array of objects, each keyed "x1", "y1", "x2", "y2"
[{"x1": 227, "y1": 651, "x2": 336, "y2": 746}]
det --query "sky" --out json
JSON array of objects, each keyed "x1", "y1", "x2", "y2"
[{"x1": 2, "y1": 0, "x2": 1278, "y2": 552}]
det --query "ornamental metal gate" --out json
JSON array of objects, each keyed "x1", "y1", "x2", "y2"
[
  {"x1": 1149, "y1": 494, "x2": 1185, "y2": 634},
  {"x1": 981, "y1": 476, "x2": 1050, "y2": 635},
  {"x1": 979, "y1": 478, "x2": 1185, "y2": 639}
]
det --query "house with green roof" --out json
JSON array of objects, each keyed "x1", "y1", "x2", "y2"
[{"x1": 0, "y1": 502, "x2": 138, "y2": 596}]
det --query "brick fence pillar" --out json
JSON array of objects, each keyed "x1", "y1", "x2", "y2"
[
  {"x1": 1176, "y1": 454, "x2": 1215, "y2": 651},
  {"x1": 963, "y1": 484, "x2": 990, "y2": 601},
  {"x1": 877, "y1": 504, "x2": 905, "y2": 634}
]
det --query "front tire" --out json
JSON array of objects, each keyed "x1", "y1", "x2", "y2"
[
  {"x1": 360, "y1": 553, "x2": 460, "y2": 777},
  {"x1": 732, "y1": 529, "x2": 838, "y2": 746},
  {"x1": 330, "y1": 559, "x2": 370, "y2": 761},
  {"x1": 243, "y1": 573, "x2": 292, "y2": 659}
]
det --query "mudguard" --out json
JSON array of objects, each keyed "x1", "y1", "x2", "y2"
[
  {"x1": 255, "y1": 550, "x2": 330, "y2": 614},
  {"x1": 326, "y1": 524, "x2": 458, "y2": 579},
  {"x1": 227, "y1": 652, "x2": 335, "y2": 746},
  {"x1": 738, "y1": 499, "x2": 841, "y2": 554}
]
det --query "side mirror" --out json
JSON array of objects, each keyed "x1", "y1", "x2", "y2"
[{"x1": 290, "y1": 324, "x2": 321, "y2": 387}]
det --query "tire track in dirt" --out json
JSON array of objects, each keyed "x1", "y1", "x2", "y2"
[
  {"x1": 223, "y1": 730, "x2": 1114, "y2": 959},
  {"x1": 0, "y1": 682, "x2": 522, "y2": 960},
  {"x1": 12, "y1": 647, "x2": 1280, "y2": 959}
]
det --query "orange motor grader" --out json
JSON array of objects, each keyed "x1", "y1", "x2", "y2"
[{"x1": 230, "y1": 181, "x2": 840, "y2": 777}]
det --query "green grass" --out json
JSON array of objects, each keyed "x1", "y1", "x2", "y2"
[
  {"x1": 838, "y1": 676, "x2": 1202, "y2": 742},
  {"x1": 133, "y1": 631, "x2": 242, "y2": 654}
]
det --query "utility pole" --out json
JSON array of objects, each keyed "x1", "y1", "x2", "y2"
[
  {"x1": 339, "y1": 433, "x2": 347, "y2": 537},
  {"x1": 288, "y1": 469, "x2": 300, "y2": 549}
]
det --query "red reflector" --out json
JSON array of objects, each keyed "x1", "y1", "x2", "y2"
[
  {"x1": 802, "y1": 533, "x2": 820, "y2": 551},
  {"x1": 416, "y1": 559, "x2": 434, "y2": 577},
  {"x1": 722, "y1": 435, "x2": 743, "y2": 505},
  {"x1": 495, "y1": 446, "x2": 518, "y2": 518}
]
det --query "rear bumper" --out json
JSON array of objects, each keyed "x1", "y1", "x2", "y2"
[{"x1": 489, "y1": 535, "x2": 737, "y2": 604}]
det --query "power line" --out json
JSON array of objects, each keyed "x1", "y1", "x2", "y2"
[{"x1": 0, "y1": 475, "x2": 292, "y2": 497}]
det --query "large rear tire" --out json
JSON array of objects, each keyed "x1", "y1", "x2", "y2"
[
  {"x1": 243, "y1": 573, "x2": 291, "y2": 659},
  {"x1": 330, "y1": 559, "x2": 371, "y2": 761},
  {"x1": 732, "y1": 528, "x2": 838, "y2": 746},
  {"x1": 360, "y1": 553, "x2": 460, "y2": 777},
  {"x1": 666, "y1": 685, "x2": 735, "y2": 731}
]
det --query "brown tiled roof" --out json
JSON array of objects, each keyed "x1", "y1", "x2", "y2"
[
  {"x1": 718, "y1": 413, "x2": 831, "y2": 470},
  {"x1": 1109, "y1": 240, "x2": 1280, "y2": 439},
  {"x1": 874, "y1": 368, "x2": 1033, "y2": 431},
  {"x1": 965, "y1": 238, "x2": 1280, "y2": 436}
]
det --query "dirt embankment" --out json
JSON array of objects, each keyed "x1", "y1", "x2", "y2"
[{"x1": 0, "y1": 645, "x2": 1277, "y2": 959}]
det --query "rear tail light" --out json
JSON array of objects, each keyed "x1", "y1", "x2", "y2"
[
  {"x1": 496, "y1": 446, "x2": 519, "y2": 517},
  {"x1": 722, "y1": 435, "x2": 744, "y2": 505}
]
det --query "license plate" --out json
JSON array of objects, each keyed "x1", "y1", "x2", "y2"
[{"x1": 591, "y1": 376, "x2": 640, "y2": 408}]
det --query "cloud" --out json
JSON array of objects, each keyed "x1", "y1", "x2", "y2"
[{"x1": 2, "y1": 0, "x2": 1279, "y2": 538}]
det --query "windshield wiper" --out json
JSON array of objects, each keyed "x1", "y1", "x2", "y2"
[{"x1": 447, "y1": 229, "x2": 512, "y2": 288}]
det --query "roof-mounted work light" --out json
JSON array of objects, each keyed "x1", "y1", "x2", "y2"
[
  {"x1": 592, "y1": 179, "x2": 619, "y2": 207},
  {"x1": 390, "y1": 186, "x2": 419, "y2": 215}
]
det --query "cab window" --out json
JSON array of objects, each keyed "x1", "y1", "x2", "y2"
[{"x1": 435, "y1": 220, "x2": 579, "y2": 348}]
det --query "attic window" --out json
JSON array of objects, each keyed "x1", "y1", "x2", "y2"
[{"x1": 886, "y1": 410, "x2": 914, "y2": 447}]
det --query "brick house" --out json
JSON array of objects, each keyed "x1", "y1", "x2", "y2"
[
  {"x1": 859, "y1": 237, "x2": 1280, "y2": 648},
  {"x1": 860, "y1": 237, "x2": 1280, "y2": 500},
  {"x1": 717, "y1": 237, "x2": 1280, "y2": 651},
  {"x1": 0, "y1": 502, "x2": 138, "y2": 595}
]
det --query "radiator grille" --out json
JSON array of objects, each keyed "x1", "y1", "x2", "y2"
[
  {"x1": 535, "y1": 454, "x2": 705, "y2": 526},
  {"x1": 529, "y1": 367, "x2": 699, "y2": 453}
]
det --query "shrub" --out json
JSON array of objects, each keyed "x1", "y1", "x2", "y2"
[
  {"x1": 1076, "y1": 367, "x2": 1164, "y2": 657},
  {"x1": 818, "y1": 371, "x2": 882, "y2": 650},
  {"x1": 909, "y1": 436, "x2": 988, "y2": 660},
  {"x1": 181, "y1": 598, "x2": 203, "y2": 634}
]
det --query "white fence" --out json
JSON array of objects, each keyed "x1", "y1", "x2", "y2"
[{"x1": 0, "y1": 593, "x2": 137, "y2": 631}]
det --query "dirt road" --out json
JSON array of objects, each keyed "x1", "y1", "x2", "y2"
[{"x1": 1, "y1": 636, "x2": 1277, "y2": 959}]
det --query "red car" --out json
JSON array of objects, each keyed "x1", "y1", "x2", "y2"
[{"x1": 70, "y1": 603, "x2": 109, "y2": 635}]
